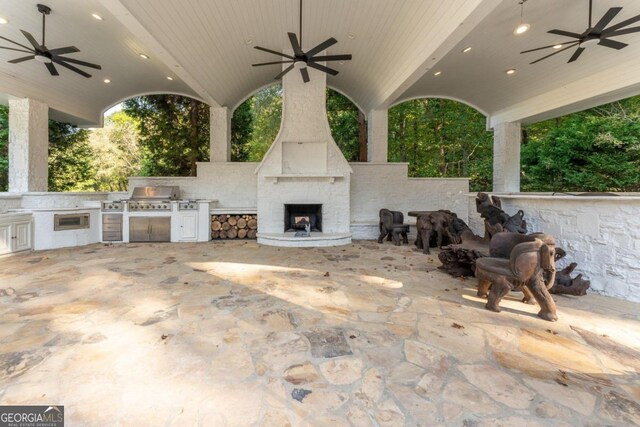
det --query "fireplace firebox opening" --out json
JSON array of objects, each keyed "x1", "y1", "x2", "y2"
[{"x1": 284, "y1": 204, "x2": 322, "y2": 232}]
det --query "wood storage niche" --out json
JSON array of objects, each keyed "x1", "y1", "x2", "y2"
[{"x1": 211, "y1": 214, "x2": 258, "y2": 239}]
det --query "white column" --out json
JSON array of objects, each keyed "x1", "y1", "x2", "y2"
[
  {"x1": 493, "y1": 121, "x2": 521, "y2": 193},
  {"x1": 367, "y1": 109, "x2": 388, "y2": 163},
  {"x1": 8, "y1": 98, "x2": 49, "y2": 192},
  {"x1": 210, "y1": 106, "x2": 231, "y2": 162}
]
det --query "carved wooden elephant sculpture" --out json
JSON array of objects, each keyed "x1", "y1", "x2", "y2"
[
  {"x1": 415, "y1": 212, "x2": 455, "y2": 254},
  {"x1": 378, "y1": 209, "x2": 409, "y2": 246},
  {"x1": 475, "y1": 235, "x2": 558, "y2": 321}
]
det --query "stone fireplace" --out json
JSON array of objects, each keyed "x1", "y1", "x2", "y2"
[{"x1": 255, "y1": 60, "x2": 352, "y2": 247}]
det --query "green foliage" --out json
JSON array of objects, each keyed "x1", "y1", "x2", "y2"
[
  {"x1": 243, "y1": 85, "x2": 283, "y2": 162},
  {"x1": 326, "y1": 90, "x2": 360, "y2": 161},
  {"x1": 88, "y1": 111, "x2": 142, "y2": 191},
  {"x1": 0, "y1": 106, "x2": 8, "y2": 191},
  {"x1": 388, "y1": 99, "x2": 493, "y2": 191},
  {"x1": 48, "y1": 122, "x2": 96, "y2": 192},
  {"x1": 230, "y1": 101, "x2": 253, "y2": 161},
  {"x1": 123, "y1": 95, "x2": 210, "y2": 176},
  {"x1": 522, "y1": 100, "x2": 640, "y2": 192}
]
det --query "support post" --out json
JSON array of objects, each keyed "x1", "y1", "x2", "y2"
[
  {"x1": 8, "y1": 98, "x2": 49, "y2": 192},
  {"x1": 367, "y1": 109, "x2": 388, "y2": 163},
  {"x1": 492, "y1": 121, "x2": 521, "y2": 192},
  {"x1": 210, "y1": 106, "x2": 231, "y2": 162}
]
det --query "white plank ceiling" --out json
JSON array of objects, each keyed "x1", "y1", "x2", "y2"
[{"x1": 1, "y1": 0, "x2": 640, "y2": 125}]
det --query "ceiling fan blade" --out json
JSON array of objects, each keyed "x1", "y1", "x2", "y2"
[
  {"x1": 530, "y1": 43, "x2": 579, "y2": 64},
  {"x1": 54, "y1": 56, "x2": 102, "y2": 69},
  {"x1": 602, "y1": 13, "x2": 640, "y2": 34},
  {"x1": 591, "y1": 7, "x2": 622, "y2": 34},
  {"x1": 48, "y1": 46, "x2": 80, "y2": 56},
  {"x1": 309, "y1": 54, "x2": 352, "y2": 62},
  {"x1": 305, "y1": 37, "x2": 337, "y2": 58},
  {"x1": 0, "y1": 46, "x2": 34, "y2": 54},
  {"x1": 0, "y1": 35, "x2": 34, "y2": 52},
  {"x1": 254, "y1": 46, "x2": 295, "y2": 60},
  {"x1": 520, "y1": 42, "x2": 577, "y2": 54},
  {"x1": 252, "y1": 60, "x2": 295, "y2": 67},
  {"x1": 597, "y1": 38, "x2": 628, "y2": 50},
  {"x1": 307, "y1": 61, "x2": 338, "y2": 76},
  {"x1": 604, "y1": 26, "x2": 640, "y2": 37},
  {"x1": 548, "y1": 29, "x2": 583, "y2": 39},
  {"x1": 274, "y1": 64, "x2": 295, "y2": 80},
  {"x1": 45, "y1": 62, "x2": 59, "y2": 76},
  {"x1": 568, "y1": 47, "x2": 586, "y2": 63},
  {"x1": 52, "y1": 58, "x2": 92, "y2": 78},
  {"x1": 288, "y1": 32, "x2": 304, "y2": 57},
  {"x1": 592, "y1": 7, "x2": 622, "y2": 34},
  {"x1": 20, "y1": 30, "x2": 41, "y2": 51},
  {"x1": 8, "y1": 55, "x2": 35, "y2": 64},
  {"x1": 300, "y1": 67, "x2": 310, "y2": 83}
]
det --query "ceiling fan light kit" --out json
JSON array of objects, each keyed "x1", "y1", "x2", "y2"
[
  {"x1": 0, "y1": 3, "x2": 102, "y2": 78},
  {"x1": 521, "y1": 0, "x2": 640, "y2": 64},
  {"x1": 252, "y1": 0, "x2": 352, "y2": 83}
]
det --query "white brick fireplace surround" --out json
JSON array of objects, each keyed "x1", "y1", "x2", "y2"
[{"x1": 254, "y1": 63, "x2": 353, "y2": 247}]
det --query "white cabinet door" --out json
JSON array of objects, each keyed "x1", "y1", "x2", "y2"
[
  {"x1": 13, "y1": 221, "x2": 32, "y2": 252},
  {"x1": 0, "y1": 223, "x2": 11, "y2": 255},
  {"x1": 178, "y1": 212, "x2": 198, "y2": 241}
]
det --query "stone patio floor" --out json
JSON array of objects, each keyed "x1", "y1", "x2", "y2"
[{"x1": 0, "y1": 240, "x2": 639, "y2": 426}]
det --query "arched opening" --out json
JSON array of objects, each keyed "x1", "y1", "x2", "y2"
[
  {"x1": 388, "y1": 98, "x2": 492, "y2": 191},
  {"x1": 230, "y1": 84, "x2": 366, "y2": 162}
]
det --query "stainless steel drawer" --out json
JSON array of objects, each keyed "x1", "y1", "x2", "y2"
[
  {"x1": 102, "y1": 224, "x2": 122, "y2": 232},
  {"x1": 102, "y1": 214, "x2": 123, "y2": 224},
  {"x1": 102, "y1": 232, "x2": 122, "y2": 241}
]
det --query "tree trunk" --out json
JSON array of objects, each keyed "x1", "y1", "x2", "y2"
[{"x1": 358, "y1": 110, "x2": 367, "y2": 162}]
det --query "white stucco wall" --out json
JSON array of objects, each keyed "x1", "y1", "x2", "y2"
[
  {"x1": 19, "y1": 192, "x2": 110, "y2": 209},
  {"x1": 468, "y1": 193, "x2": 640, "y2": 302}
]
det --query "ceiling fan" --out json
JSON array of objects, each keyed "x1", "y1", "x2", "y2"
[
  {"x1": 0, "y1": 4, "x2": 101, "y2": 78},
  {"x1": 252, "y1": 0, "x2": 352, "y2": 82},
  {"x1": 522, "y1": 0, "x2": 640, "y2": 64}
]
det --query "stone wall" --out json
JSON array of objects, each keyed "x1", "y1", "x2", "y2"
[{"x1": 468, "y1": 193, "x2": 640, "y2": 302}]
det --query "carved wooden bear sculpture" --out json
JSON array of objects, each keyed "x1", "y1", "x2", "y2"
[
  {"x1": 475, "y1": 234, "x2": 558, "y2": 321},
  {"x1": 378, "y1": 209, "x2": 409, "y2": 246}
]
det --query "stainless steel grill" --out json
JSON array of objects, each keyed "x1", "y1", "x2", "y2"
[{"x1": 126, "y1": 186, "x2": 180, "y2": 211}]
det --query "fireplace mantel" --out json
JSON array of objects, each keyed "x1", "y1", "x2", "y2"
[{"x1": 264, "y1": 174, "x2": 345, "y2": 184}]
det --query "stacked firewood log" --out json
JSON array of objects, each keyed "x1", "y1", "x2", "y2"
[{"x1": 211, "y1": 214, "x2": 258, "y2": 239}]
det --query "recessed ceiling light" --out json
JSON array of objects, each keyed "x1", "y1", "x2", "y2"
[
  {"x1": 103, "y1": 78, "x2": 111, "y2": 83},
  {"x1": 92, "y1": 13, "x2": 103, "y2": 21},
  {"x1": 0, "y1": 17, "x2": 8, "y2": 25},
  {"x1": 166, "y1": 76, "x2": 173, "y2": 81},
  {"x1": 434, "y1": 71, "x2": 442, "y2": 76},
  {"x1": 553, "y1": 44, "x2": 563, "y2": 49},
  {"x1": 347, "y1": 32, "x2": 356, "y2": 39},
  {"x1": 506, "y1": 68, "x2": 517, "y2": 75},
  {"x1": 139, "y1": 53, "x2": 149, "y2": 59},
  {"x1": 339, "y1": 61, "x2": 345, "y2": 65},
  {"x1": 462, "y1": 47, "x2": 472, "y2": 53},
  {"x1": 514, "y1": 23, "x2": 530, "y2": 35},
  {"x1": 244, "y1": 38, "x2": 253, "y2": 45}
]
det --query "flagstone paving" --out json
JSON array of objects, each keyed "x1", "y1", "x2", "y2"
[{"x1": 0, "y1": 240, "x2": 639, "y2": 426}]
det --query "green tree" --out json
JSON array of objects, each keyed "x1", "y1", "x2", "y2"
[
  {"x1": 88, "y1": 111, "x2": 141, "y2": 191},
  {"x1": 230, "y1": 101, "x2": 253, "y2": 161},
  {"x1": 244, "y1": 85, "x2": 283, "y2": 161},
  {"x1": 123, "y1": 95, "x2": 209, "y2": 176},
  {"x1": 0, "y1": 106, "x2": 8, "y2": 191},
  {"x1": 327, "y1": 90, "x2": 360, "y2": 161},
  {"x1": 48, "y1": 121, "x2": 96, "y2": 191},
  {"x1": 522, "y1": 100, "x2": 640, "y2": 192}
]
